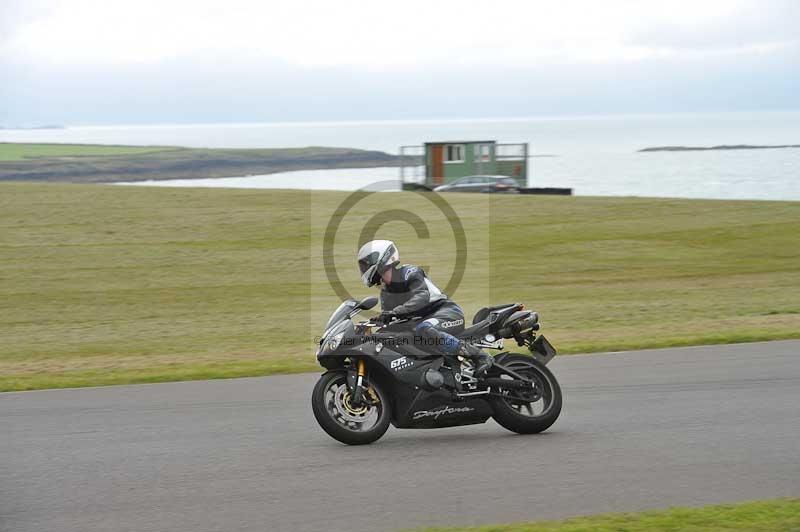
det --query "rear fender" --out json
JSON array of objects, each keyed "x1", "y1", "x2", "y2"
[
  {"x1": 493, "y1": 352, "x2": 519, "y2": 366},
  {"x1": 495, "y1": 347, "x2": 554, "y2": 367}
]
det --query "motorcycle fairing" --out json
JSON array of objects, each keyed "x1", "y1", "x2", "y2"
[
  {"x1": 371, "y1": 346, "x2": 492, "y2": 428},
  {"x1": 391, "y1": 387, "x2": 493, "y2": 429},
  {"x1": 316, "y1": 318, "x2": 493, "y2": 429}
]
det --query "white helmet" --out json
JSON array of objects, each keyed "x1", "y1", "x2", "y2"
[{"x1": 357, "y1": 240, "x2": 400, "y2": 287}]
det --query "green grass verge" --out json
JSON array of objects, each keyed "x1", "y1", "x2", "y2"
[
  {"x1": 416, "y1": 498, "x2": 800, "y2": 531},
  {"x1": 0, "y1": 142, "x2": 176, "y2": 161},
  {"x1": 1, "y1": 183, "x2": 799, "y2": 391}
]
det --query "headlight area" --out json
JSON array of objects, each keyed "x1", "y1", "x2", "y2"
[
  {"x1": 325, "y1": 332, "x2": 345, "y2": 352},
  {"x1": 316, "y1": 320, "x2": 353, "y2": 357},
  {"x1": 317, "y1": 332, "x2": 345, "y2": 355}
]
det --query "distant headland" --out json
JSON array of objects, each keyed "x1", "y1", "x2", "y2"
[
  {"x1": 639, "y1": 144, "x2": 800, "y2": 152},
  {"x1": 0, "y1": 142, "x2": 407, "y2": 183},
  {"x1": 0, "y1": 125, "x2": 65, "y2": 130}
]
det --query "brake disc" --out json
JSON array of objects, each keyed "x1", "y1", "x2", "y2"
[{"x1": 333, "y1": 385, "x2": 372, "y2": 423}]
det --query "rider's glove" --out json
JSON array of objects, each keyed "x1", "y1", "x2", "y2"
[{"x1": 376, "y1": 311, "x2": 396, "y2": 325}]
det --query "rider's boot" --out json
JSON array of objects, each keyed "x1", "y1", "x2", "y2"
[
  {"x1": 460, "y1": 342, "x2": 493, "y2": 377},
  {"x1": 413, "y1": 320, "x2": 493, "y2": 376}
]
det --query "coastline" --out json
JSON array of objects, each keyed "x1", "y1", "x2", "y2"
[{"x1": 0, "y1": 143, "x2": 408, "y2": 183}]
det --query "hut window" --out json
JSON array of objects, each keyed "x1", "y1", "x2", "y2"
[
  {"x1": 474, "y1": 144, "x2": 491, "y2": 162},
  {"x1": 445, "y1": 144, "x2": 464, "y2": 163}
]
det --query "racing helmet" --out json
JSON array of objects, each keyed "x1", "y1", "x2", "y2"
[{"x1": 357, "y1": 240, "x2": 399, "y2": 287}]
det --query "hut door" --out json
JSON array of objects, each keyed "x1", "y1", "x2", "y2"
[
  {"x1": 475, "y1": 144, "x2": 491, "y2": 174},
  {"x1": 431, "y1": 145, "x2": 444, "y2": 185}
]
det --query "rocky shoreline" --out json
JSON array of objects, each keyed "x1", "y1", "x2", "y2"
[{"x1": 640, "y1": 144, "x2": 800, "y2": 152}]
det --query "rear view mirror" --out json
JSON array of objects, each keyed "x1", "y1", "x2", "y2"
[{"x1": 357, "y1": 296, "x2": 379, "y2": 310}]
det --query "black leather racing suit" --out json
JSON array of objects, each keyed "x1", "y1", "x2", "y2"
[{"x1": 380, "y1": 264, "x2": 465, "y2": 354}]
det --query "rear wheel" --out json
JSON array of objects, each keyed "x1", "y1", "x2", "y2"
[
  {"x1": 312, "y1": 370, "x2": 391, "y2": 445},
  {"x1": 488, "y1": 354, "x2": 562, "y2": 434}
]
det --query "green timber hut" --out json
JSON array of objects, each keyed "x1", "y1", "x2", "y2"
[{"x1": 422, "y1": 140, "x2": 528, "y2": 188}]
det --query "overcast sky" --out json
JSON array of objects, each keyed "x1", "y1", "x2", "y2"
[{"x1": 1, "y1": 0, "x2": 798, "y2": 125}]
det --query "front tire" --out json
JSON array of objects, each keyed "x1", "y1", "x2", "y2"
[
  {"x1": 312, "y1": 370, "x2": 391, "y2": 445},
  {"x1": 489, "y1": 354, "x2": 562, "y2": 434}
]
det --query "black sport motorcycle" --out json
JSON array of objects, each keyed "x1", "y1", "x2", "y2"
[{"x1": 312, "y1": 297, "x2": 562, "y2": 445}]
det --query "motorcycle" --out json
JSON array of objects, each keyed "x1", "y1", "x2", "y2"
[{"x1": 312, "y1": 296, "x2": 562, "y2": 445}]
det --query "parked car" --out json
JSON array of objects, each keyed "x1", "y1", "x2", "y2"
[{"x1": 433, "y1": 175, "x2": 520, "y2": 193}]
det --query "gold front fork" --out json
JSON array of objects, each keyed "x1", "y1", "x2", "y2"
[{"x1": 351, "y1": 358, "x2": 368, "y2": 406}]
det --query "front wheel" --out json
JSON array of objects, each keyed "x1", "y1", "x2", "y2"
[
  {"x1": 488, "y1": 354, "x2": 562, "y2": 434},
  {"x1": 312, "y1": 370, "x2": 391, "y2": 445}
]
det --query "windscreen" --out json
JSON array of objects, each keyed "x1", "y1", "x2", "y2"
[{"x1": 325, "y1": 300, "x2": 357, "y2": 331}]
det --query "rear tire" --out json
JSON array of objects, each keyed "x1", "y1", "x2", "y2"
[
  {"x1": 488, "y1": 354, "x2": 562, "y2": 434},
  {"x1": 312, "y1": 370, "x2": 391, "y2": 445}
]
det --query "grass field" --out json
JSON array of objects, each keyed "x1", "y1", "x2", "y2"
[
  {"x1": 1, "y1": 182, "x2": 799, "y2": 391},
  {"x1": 0, "y1": 142, "x2": 176, "y2": 161},
  {"x1": 417, "y1": 498, "x2": 800, "y2": 531}
]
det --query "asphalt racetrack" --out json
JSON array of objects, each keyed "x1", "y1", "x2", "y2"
[{"x1": 3, "y1": 341, "x2": 799, "y2": 532}]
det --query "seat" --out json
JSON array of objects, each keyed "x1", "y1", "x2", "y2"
[
  {"x1": 457, "y1": 319, "x2": 492, "y2": 339},
  {"x1": 458, "y1": 304, "x2": 518, "y2": 340},
  {"x1": 472, "y1": 303, "x2": 517, "y2": 324}
]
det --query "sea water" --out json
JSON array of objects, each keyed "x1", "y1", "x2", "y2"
[{"x1": 2, "y1": 111, "x2": 798, "y2": 200}]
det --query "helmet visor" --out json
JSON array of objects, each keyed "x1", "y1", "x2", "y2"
[{"x1": 358, "y1": 251, "x2": 380, "y2": 276}]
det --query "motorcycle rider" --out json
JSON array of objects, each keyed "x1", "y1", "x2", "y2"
[{"x1": 357, "y1": 239, "x2": 493, "y2": 376}]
